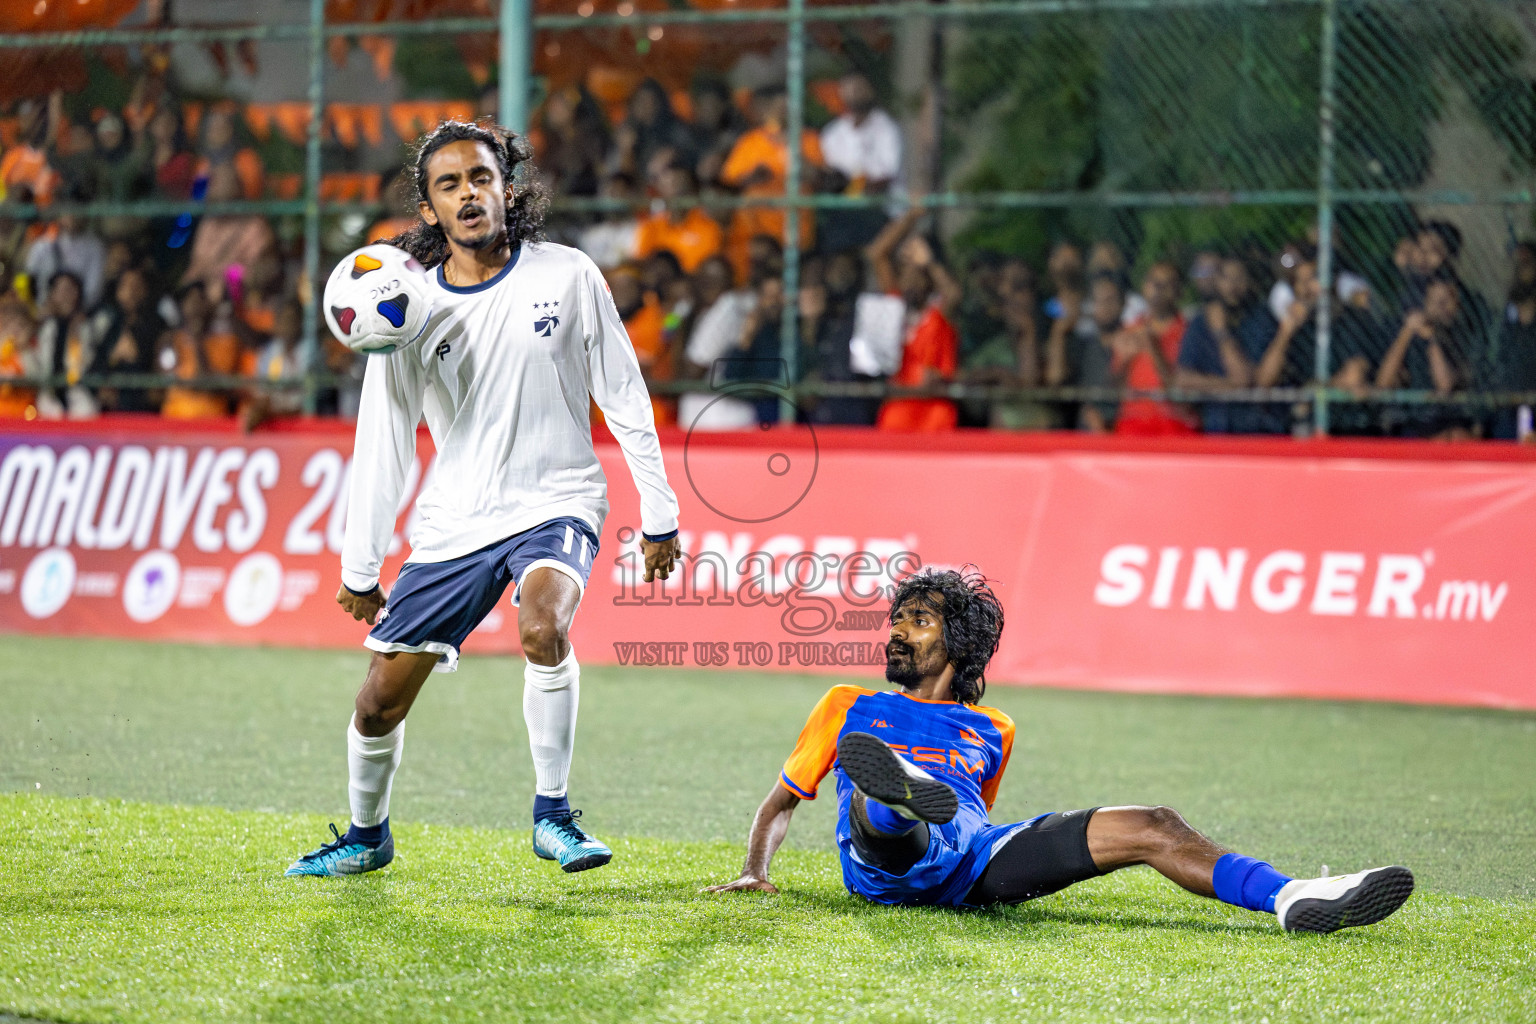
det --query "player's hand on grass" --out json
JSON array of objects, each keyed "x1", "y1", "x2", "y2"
[
  {"x1": 702, "y1": 875, "x2": 779, "y2": 894},
  {"x1": 336, "y1": 584, "x2": 387, "y2": 625},
  {"x1": 641, "y1": 534, "x2": 682, "y2": 582}
]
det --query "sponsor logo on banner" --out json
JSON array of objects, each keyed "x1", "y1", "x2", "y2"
[
  {"x1": 123, "y1": 551, "x2": 181, "y2": 623},
  {"x1": 1092, "y1": 545, "x2": 1509, "y2": 622},
  {"x1": 21, "y1": 547, "x2": 75, "y2": 618},
  {"x1": 224, "y1": 552, "x2": 284, "y2": 627}
]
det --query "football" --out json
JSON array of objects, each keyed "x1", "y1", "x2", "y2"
[{"x1": 323, "y1": 244, "x2": 432, "y2": 354}]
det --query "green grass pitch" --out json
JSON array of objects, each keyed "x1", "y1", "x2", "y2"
[{"x1": 2, "y1": 636, "x2": 1534, "y2": 1023}]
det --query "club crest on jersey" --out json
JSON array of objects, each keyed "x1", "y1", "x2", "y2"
[{"x1": 533, "y1": 300, "x2": 561, "y2": 337}]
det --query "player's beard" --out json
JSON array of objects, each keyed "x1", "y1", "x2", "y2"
[
  {"x1": 445, "y1": 201, "x2": 504, "y2": 252},
  {"x1": 884, "y1": 641, "x2": 923, "y2": 688}
]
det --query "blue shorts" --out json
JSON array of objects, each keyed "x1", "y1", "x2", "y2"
[
  {"x1": 840, "y1": 812, "x2": 1037, "y2": 908},
  {"x1": 364, "y1": 516, "x2": 599, "y2": 672},
  {"x1": 841, "y1": 809, "x2": 1101, "y2": 908}
]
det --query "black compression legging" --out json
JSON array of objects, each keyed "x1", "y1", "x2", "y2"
[{"x1": 964, "y1": 808, "x2": 1104, "y2": 905}]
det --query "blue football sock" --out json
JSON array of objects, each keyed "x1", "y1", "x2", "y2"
[
  {"x1": 344, "y1": 817, "x2": 388, "y2": 846},
  {"x1": 1212, "y1": 852, "x2": 1293, "y2": 913},
  {"x1": 864, "y1": 798, "x2": 919, "y2": 836},
  {"x1": 533, "y1": 793, "x2": 571, "y2": 823}
]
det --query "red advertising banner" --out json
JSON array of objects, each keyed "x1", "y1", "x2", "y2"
[{"x1": 2, "y1": 419, "x2": 1533, "y2": 709}]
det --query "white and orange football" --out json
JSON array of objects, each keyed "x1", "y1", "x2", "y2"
[{"x1": 323, "y1": 244, "x2": 432, "y2": 354}]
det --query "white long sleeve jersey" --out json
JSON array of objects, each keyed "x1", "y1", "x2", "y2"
[{"x1": 340, "y1": 241, "x2": 680, "y2": 592}]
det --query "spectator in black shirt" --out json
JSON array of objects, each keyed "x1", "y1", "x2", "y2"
[
  {"x1": 800, "y1": 249, "x2": 880, "y2": 425},
  {"x1": 1395, "y1": 220, "x2": 1493, "y2": 344},
  {"x1": 1176, "y1": 256, "x2": 1281, "y2": 434},
  {"x1": 87, "y1": 266, "x2": 167, "y2": 413},
  {"x1": 1377, "y1": 277, "x2": 1481, "y2": 438},
  {"x1": 1488, "y1": 242, "x2": 1536, "y2": 441},
  {"x1": 538, "y1": 85, "x2": 610, "y2": 197},
  {"x1": 614, "y1": 78, "x2": 699, "y2": 186},
  {"x1": 1255, "y1": 257, "x2": 1383, "y2": 435},
  {"x1": 690, "y1": 78, "x2": 747, "y2": 191},
  {"x1": 1069, "y1": 272, "x2": 1128, "y2": 433}
]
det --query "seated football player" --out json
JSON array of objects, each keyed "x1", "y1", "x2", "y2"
[{"x1": 706, "y1": 567, "x2": 1415, "y2": 934}]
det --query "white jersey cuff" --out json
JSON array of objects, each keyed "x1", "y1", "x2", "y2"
[
  {"x1": 640, "y1": 515, "x2": 679, "y2": 539},
  {"x1": 341, "y1": 567, "x2": 381, "y2": 593}
]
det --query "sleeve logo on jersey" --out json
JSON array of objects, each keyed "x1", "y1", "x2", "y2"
[{"x1": 533, "y1": 300, "x2": 561, "y2": 337}]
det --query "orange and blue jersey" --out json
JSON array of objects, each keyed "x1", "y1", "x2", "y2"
[{"x1": 780, "y1": 685, "x2": 1020, "y2": 906}]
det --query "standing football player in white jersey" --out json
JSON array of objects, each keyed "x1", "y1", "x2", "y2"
[{"x1": 287, "y1": 121, "x2": 682, "y2": 878}]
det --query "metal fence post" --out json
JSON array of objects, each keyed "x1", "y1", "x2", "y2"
[
  {"x1": 500, "y1": 0, "x2": 532, "y2": 135},
  {"x1": 779, "y1": 0, "x2": 806, "y2": 425},
  {"x1": 301, "y1": 0, "x2": 325, "y2": 416},
  {"x1": 1313, "y1": 0, "x2": 1338, "y2": 437}
]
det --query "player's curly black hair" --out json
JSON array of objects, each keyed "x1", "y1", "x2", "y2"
[
  {"x1": 887, "y1": 566, "x2": 1005, "y2": 706},
  {"x1": 389, "y1": 120, "x2": 548, "y2": 269}
]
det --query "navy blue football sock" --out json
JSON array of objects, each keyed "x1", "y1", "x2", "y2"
[
  {"x1": 1212, "y1": 852, "x2": 1293, "y2": 913},
  {"x1": 864, "y1": 797, "x2": 920, "y2": 836},
  {"x1": 533, "y1": 794, "x2": 571, "y2": 823},
  {"x1": 344, "y1": 817, "x2": 389, "y2": 846}
]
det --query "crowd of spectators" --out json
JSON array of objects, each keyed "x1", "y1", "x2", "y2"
[
  {"x1": 2, "y1": 68, "x2": 1535, "y2": 442},
  {"x1": 546, "y1": 69, "x2": 1536, "y2": 441},
  {"x1": 0, "y1": 85, "x2": 358, "y2": 427}
]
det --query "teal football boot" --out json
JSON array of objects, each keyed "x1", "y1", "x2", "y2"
[
  {"x1": 532, "y1": 810, "x2": 612, "y2": 872},
  {"x1": 285, "y1": 822, "x2": 395, "y2": 876}
]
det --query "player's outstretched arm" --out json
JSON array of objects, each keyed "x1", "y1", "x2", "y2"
[
  {"x1": 579, "y1": 254, "x2": 681, "y2": 548},
  {"x1": 340, "y1": 346, "x2": 426, "y2": 599},
  {"x1": 703, "y1": 781, "x2": 799, "y2": 894}
]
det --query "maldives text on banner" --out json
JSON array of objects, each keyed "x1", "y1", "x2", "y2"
[{"x1": 0, "y1": 421, "x2": 1532, "y2": 709}]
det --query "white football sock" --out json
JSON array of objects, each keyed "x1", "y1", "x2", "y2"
[
  {"x1": 347, "y1": 718, "x2": 404, "y2": 827},
  {"x1": 523, "y1": 648, "x2": 580, "y2": 798}
]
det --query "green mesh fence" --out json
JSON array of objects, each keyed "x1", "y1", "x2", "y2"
[{"x1": 1, "y1": 0, "x2": 1533, "y2": 435}]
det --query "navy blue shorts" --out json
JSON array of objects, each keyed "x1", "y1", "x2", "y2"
[{"x1": 364, "y1": 516, "x2": 599, "y2": 672}]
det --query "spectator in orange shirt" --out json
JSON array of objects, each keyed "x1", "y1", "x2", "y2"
[
  {"x1": 719, "y1": 85, "x2": 824, "y2": 279},
  {"x1": 1, "y1": 98, "x2": 61, "y2": 207},
  {"x1": 869, "y1": 209, "x2": 963, "y2": 431},
  {"x1": 236, "y1": 244, "x2": 289, "y2": 338},
  {"x1": 607, "y1": 264, "x2": 674, "y2": 426},
  {"x1": 1112, "y1": 261, "x2": 1198, "y2": 436},
  {"x1": 241, "y1": 300, "x2": 311, "y2": 430},
  {"x1": 577, "y1": 171, "x2": 642, "y2": 271},
  {"x1": 160, "y1": 281, "x2": 234, "y2": 421},
  {"x1": 367, "y1": 170, "x2": 418, "y2": 245},
  {"x1": 0, "y1": 271, "x2": 38, "y2": 419},
  {"x1": 635, "y1": 162, "x2": 724, "y2": 274}
]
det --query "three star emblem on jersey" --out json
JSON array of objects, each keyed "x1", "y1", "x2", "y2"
[{"x1": 534, "y1": 300, "x2": 561, "y2": 337}]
